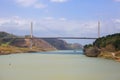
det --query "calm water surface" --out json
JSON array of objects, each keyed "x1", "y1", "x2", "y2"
[{"x1": 0, "y1": 50, "x2": 120, "y2": 80}]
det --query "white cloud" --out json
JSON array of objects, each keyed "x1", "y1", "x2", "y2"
[
  {"x1": 112, "y1": 19, "x2": 120, "y2": 30},
  {"x1": 59, "y1": 18, "x2": 67, "y2": 21},
  {"x1": 33, "y1": 19, "x2": 99, "y2": 37},
  {"x1": 43, "y1": 17, "x2": 55, "y2": 20},
  {"x1": 0, "y1": 17, "x2": 99, "y2": 37},
  {"x1": 0, "y1": 18, "x2": 10, "y2": 25},
  {"x1": 15, "y1": 0, "x2": 47, "y2": 9},
  {"x1": 15, "y1": 0, "x2": 69, "y2": 9},
  {"x1": 50, "y1": 0, "x2": 68, "y2": 3},
  {"x1": 15, "y1": 0, "x2": 37, "y2": 7},
  {"x1": 114, "y1": 0, "x2": 120, "y2": 2},
  {"x1": 114, "y1": 19, "x2": 120, "y2": 23},
  {"x1": 0, "y1": 16, "x2": 31, "y2": 31},
  {"x1": 34, "y1": 3, "x2": 47, "y2": 9},
  {"x1": 0, "y1": 16, "x2": 120, "y2": 38}
]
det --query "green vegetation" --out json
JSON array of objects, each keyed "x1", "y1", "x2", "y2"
[
  {"x1": 0, "y1": 32, "x2": 16, "y2": 38},
  {"x1": 84, "y1": 44, "x2": 93, "y2": 49},
  {"x1": 0, "y1": 32, "x2": 17, "y2": 46},
  {"x1": 84, "y1": 33, "x2": 120, "y2": 51},
  {"x1": 93, "y1": 33, "x2": 120, "y2": 51},
  {"x1": 84, "y1": 33, "x2": 120, "y2": 61}
]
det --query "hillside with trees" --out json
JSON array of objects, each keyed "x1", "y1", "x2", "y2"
[
  {"x1": 84, "y1": 33, "x2": 120, "y2": 61},
  {"x1": 93, "y1": 33, "x2": 120, "y2": 51}
]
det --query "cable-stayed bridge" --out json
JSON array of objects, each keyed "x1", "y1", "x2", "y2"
[
  {"x1": 0, "y1": 21, "x2": 100, "y2": 40},
  {"x1": 0, "y1": 21, "x2": 100, "y2": 49},
  {"x1": 29, "y1": 21, "x2": 100, "y2": 40},
  {"x1": 0, "y1": 37, "x2": 97, "y2": 40}
]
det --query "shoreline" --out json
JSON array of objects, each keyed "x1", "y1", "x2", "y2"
[
  {"x1": 1, "y1": 46, "x2": 120, "y2": 62},
  {"x1": 98, "y1": 51, "x2": 120, "y2": 62},
  {"x1": 0, "y1": 46, "x2": 56, "y2": 55}
]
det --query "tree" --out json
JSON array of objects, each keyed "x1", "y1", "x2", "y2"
[{"x1": 113, "y1": 39, "x2": 120, "y2": 51}]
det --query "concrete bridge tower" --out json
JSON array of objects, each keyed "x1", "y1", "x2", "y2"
[
  {"x1": 31, "y1": 22, "x2": 33, "y2": 39},
  {"x1": 98, "y1": 21, "x2": 100, "y2": 38},
  {"x1": 30, "y1": 22, "x2": 33, "y2": 49}
]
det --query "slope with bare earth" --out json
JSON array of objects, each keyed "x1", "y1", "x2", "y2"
[
  {"x1": 0, "y1": 38, "x2": 57, "y2": 55},
  {"x1": 0, "y1": 32, "x2": 56, "y2": 55}
]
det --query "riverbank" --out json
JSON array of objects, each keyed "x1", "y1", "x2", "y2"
[
  {"x1": 99, "y1": 50, "x2": 120, "y2": 62},
  {"x1": 84, "y1": 33, "x2": 120, "y2": 62},
  {"x1": 0, "y1": 46, "x2": 56, "y2": 55},
  {"x1": 84, "y1": 47, "x2": 120, "y2": 62}
]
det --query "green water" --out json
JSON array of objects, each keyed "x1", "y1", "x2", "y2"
[{"x1": 0, "y1": 50, "x2": 120, "y2": 80}]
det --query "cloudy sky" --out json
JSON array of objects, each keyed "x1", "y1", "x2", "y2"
[{"x1": 0, "y1": 0, "x2": 120, "y2": 44}]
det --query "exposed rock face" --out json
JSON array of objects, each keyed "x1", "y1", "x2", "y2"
[{"x1": 84, "y1": 47, "x2": 101, "y2": 57}]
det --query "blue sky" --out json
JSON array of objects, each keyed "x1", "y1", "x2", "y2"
[{"x1": 0, "y1": 0, "x2": 120, "y2": 45}]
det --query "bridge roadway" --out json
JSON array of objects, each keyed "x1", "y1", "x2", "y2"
[{"x1": 0, "y1": 37, "x2": 97, "y2": 39}]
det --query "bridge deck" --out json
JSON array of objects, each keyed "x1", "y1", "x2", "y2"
[{"x1": 0, "y1": 37, "x2": 97, "y2": 39}]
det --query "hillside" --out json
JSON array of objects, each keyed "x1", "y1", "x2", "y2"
[
  {"x1": 0, "y1": 32, "x2": 16, "y2": 38},
  {"x1": 0, "y1": 32, "x2": 56, "y2": 50},
  {"x1": 43, "y1": 39, "x2": 83, "y2": 50},
  {"x1": 67, "y1": 43, "x2": 83, "y2": 50},
  {"x1": 93, "y1": 33, "x2": 120, "y2": 51},
  {"x1": 0, "y1": 32, "x2": 56, "y2": 55},
  {"x1": 0, "y1": 31, "x2": 83, "y2": 55},
  {"x1": 43, "y1": 39, "x2": 69, "y2": 50},
  {"x1": 84, "y1": 33, "x2": 120, "y2": 61}
]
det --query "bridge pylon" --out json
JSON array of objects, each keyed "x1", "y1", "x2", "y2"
[
  {"x1": 98, "y1": 21, "x2": 100, "y2": 38},
  {"x1": 30, "y1": 22, "x2": 33, "y2": 49}
]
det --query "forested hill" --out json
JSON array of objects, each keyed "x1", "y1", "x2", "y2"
[
  {"x1": 93, "y1": 33, "x2": 120, "y2": 51},
  {"x1": 84, "y1": 33, "x2": 120, "y2": 60},
  {"x1": 84, "y1": 33, "x2": 120, "y2": 51},
  {"x1": 0, "y1": 32, "x2": 16, "y2": 38}
]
